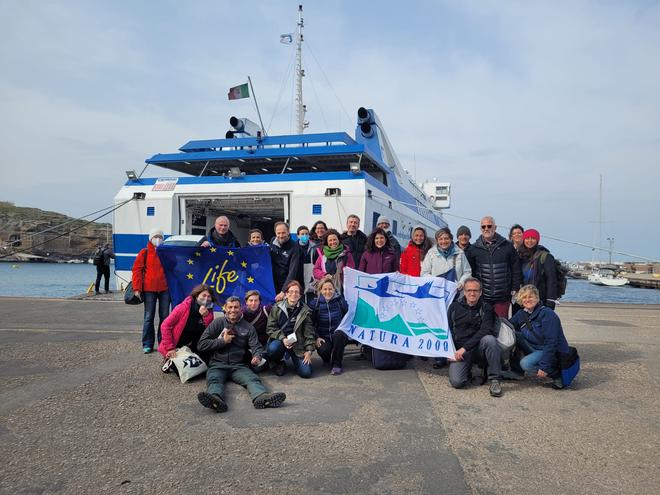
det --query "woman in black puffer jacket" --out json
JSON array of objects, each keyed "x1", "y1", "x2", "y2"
[{"x1": 308, "y1": 276, "x2": 349, "y2": 375}]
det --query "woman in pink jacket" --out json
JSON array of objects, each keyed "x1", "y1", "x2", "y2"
[
  {"x1": 312, "y1": 229, "x2": 354, "y2": 294},
  {"x1": 158, "y1": 284, "x2": 215, "y2": 364}
]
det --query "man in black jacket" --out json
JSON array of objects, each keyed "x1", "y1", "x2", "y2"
[
  {"x1": 196, "y1": 297, "x2": 285, "y2": 412},
  {"x1": 466, "y1": 216, "x2": 522, "y2": 318},
  {"x1": 200, "y1": 216, "x2": 241, "y2": 248},
  {"x1": 270, "y1": 222, "x2": 302, "y2": 301},
  {"x1": 340, "y1": 214, "x2": 368, "y2": 267},
  {"x1": 447, "y1": 278, "x2": 503, "y2": 397}
]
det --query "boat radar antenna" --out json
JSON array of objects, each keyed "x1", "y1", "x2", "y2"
[{"x1": 295, "y1": 4, "x2": 309, "y2": 134}]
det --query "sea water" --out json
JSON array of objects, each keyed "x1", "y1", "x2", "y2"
[
  {"x1": 1, "y1": 262, "x2": 659, "y2": 304},
  {"x1": 0, "y1": 262, "x2": 118, "y2": 298}
]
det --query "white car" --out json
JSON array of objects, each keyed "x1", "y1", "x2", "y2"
[{"x1": 161, "y1": 235, "x2": 205, "y2": 247}]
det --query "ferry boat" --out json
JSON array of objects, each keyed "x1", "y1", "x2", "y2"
[
  {"x1": 112, "y1": 111, "x2": 451, "y2": 289},
  {"x1": 111, "y1": 5, "x2": 450, "y2": 289}
]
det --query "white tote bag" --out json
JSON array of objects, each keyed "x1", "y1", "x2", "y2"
[
  {"x1": 495, "y1": 318, "x2": 516, "y2": 353},
  {"x1": 170, "y1": 346, "x2": 208, "y2": 384}
]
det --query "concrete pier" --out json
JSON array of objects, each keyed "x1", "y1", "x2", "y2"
[{"x1": 0, "y1": 298, "x2": 658, "y2": 494}]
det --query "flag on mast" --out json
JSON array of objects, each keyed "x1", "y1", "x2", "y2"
[
  {"x1": 280, "y1": 33, "x2": 293, "y2": 44},
  {"x1": 228, "y1": 83, "x2": 250, "y2": 100}
]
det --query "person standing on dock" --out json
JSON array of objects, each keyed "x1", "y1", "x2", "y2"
[
  {"x1": 200, "y1": 216, "x2": 241, "y2": 248},
  {"x1": 376, "y1": 216, "x2": 402, "y2": 258},
  {"x1": 270, "y1": 222, "x2": 302, "y2": 302},
  {"x1": 455, "y1": 225, "x2": 472, "y2": 252},
  {"x1": 509, "y1": 224, "x2": 525, "y2": 251},
  {"x1": 466, "y1": 216, "x2": 522, "y2": 318},
  {"x1": 517, "y1": 229, "x2": 558, "y2": 310},
  {"x1": 132, "y1": 229, "x2": 170, "y2": 354},
  {"x1": 93, "y1": 243, "x2": 115, "y2": 295},
  {"x1": 341, "y1": 214, "x2": 367, "y2": 267}
]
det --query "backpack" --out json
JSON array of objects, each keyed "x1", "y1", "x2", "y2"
[
  {"x1": 93, "y1": 247, "x2": 104, "y2": 266},
  {"x1": 539, "y1": 252, "x2": 569, "y2": 298}
]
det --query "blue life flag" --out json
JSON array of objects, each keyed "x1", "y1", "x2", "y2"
[{"x1": 156, "y1": 245, "x2": 276, "y2": 308}]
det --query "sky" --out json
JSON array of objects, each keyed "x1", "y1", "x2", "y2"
[{"x1": 1, "y1": 0, "x2": 659, "y2": 262}]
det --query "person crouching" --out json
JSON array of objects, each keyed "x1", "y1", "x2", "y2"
[{"x1": 196, "y1": 296, "x2": 286, "y2": 412}]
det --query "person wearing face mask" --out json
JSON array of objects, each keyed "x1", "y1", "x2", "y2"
[
  {"x1": 308, "y1": 276, "x2": 349, "y2": 375},
  {"x1": 132, "y1": 228, "x2": 170, "y2": 354},
  {"x1": 158, "y1": 284, "x2": 215, "y2": 368},
  {"x1": 400, "y1": 226, "x2": 433, "y2": 277},
  {"x1": 312, "y1": 228, "x2": 354, "y2": 292},
  {"x1": 296, "y1": 225, "x2": 314, "y2": 299}
]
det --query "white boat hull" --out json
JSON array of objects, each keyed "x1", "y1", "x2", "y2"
[{"x1": 588, "y1": 274, "x2": 629, "y2": 286}]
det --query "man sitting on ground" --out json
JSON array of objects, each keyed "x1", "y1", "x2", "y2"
[
  {"x1": 197, "y1": 296, "x2": 286, "y2": 412},
  {"x1": 447, "y1": 277, "x2": 503, "y2": 397}
]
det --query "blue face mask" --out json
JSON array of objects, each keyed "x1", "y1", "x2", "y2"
[{"x1": 298, "y1": 234, "x2": 309, "y2": 245}]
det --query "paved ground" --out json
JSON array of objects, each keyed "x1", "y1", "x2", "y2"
[{"x1": 0, "y1": 297, "x2": 658, "y2": 494}]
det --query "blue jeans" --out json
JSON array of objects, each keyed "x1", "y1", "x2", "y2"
[
  {"x1": 266, "y1": 339, "x2": 313, "y2": 378},
  {"x1": 142, "y1": 291, "x2": 170, "y2": 348},
  {"x1": 516, "y1": 332, "x2": 544, "y2": 375}
]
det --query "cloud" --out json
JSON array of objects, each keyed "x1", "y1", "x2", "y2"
[{"x1": 1, "y1": 0, "x2": 659, "y2": 261}]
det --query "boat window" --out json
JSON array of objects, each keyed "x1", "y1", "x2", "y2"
[
  {"x1": 392, "y1": 220, "x2": 398, "y2": 235},
  {"x1": 372, "y1": 212, "x2": 380, "y2": 231},
  {"x1": 366, "y1": 170, "x2": 388, "y2": 187}
]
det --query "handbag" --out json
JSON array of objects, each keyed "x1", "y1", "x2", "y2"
[
  {"x1": 124, "y1": 281, "x2": 143, "y2": 305},
  {"x1": 556, "y1": 347, "x2": 580, "y2": 387},
  {"x1": 495, "y1": 317, "x2": 516, "y2": 352},
  {"x1": 124, "y1": 249, "x2": 147, "y2": 305},
  {"x1": 523, "y1": 313, "x2": 580, "y2": 387},
  {"x1": 170, "y1": 346, "x2": 208, "y2": 384}
]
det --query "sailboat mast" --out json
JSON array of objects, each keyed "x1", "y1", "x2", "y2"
[
  {"x1": 295, "y1": 4, "x2": 306, "y2": 134},
  {"x1": 598, "y1": 174, "x2": 603, "y2": 264}
]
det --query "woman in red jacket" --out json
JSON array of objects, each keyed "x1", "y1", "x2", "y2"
[
  {"x1": 132, "y1": 228, "x2": 170, "y2": 354},
  {"x1": 399, "y1": 226, "x2": 433, "y2": 276},
  {"x1": 158, "y1": 284, "x2": 215, "y2": 366}
]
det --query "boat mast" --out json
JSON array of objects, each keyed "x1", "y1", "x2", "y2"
[
  {"x1": 598, "y1": 174, "x2": 602, "y2": 264},
  {"x1": 295, "y1": 4, "x2": 307, "y2": 134}
]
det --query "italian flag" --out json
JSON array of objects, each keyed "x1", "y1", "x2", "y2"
[{"x1": 228, "y1": 83, "x2": 250, "y2": 100}]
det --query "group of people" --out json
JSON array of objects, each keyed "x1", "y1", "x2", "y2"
[{"x1": 129, "y1": 214, "x2": 571, "y2": 412}]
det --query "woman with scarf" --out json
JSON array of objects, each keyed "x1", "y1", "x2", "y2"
[
  {"x1": 399, "y1": 226, "x2": 433, "y2": 277},
  {"x1": 421, "y1": 227, "x2": 472, "y2": 289},
  {"x1": 265, "y1": 280, "x2": 316, "y2": 378},
  {"x1": 358, "y1": 228, "x2": 399, "y2": 274},
  {"x1": 421, "y1": 227, "x2": 471, "y2": 368},
  {"x1": 313, "y1": 228, "x2": 355, "y2": 292},
  {"x1": 517, "y1": 228, "x2": 558, "y2": 310}
]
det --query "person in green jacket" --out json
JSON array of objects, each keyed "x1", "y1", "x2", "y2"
[{"x1": 265, "y1": 280, "x2": 316, "y2": 378}]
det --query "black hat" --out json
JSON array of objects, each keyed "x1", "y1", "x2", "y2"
[{"x1": 457, "y1": 225, "x2": 471, "y2": 237}]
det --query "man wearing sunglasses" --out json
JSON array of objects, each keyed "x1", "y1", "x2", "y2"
[{"x1": 465, "y1": 216, "x2": 522, "y2": 318}]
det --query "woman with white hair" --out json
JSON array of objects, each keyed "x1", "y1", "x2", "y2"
[{"x1": 132, "y1": 228, "x2": 170, "y2": 354}]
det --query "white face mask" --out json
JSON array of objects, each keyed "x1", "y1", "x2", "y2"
[
  {"x1": 197, "y1": 296, "x2": 214, "y2": 309},
  {"x1": 151, "y1": 237, "x2": 163, "y2": 247}
]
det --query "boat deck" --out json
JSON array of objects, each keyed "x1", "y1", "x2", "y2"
[{"x1": 0, "y1": 298, "x2": 658, "y2": 494}]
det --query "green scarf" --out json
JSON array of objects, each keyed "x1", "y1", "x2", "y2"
[{"x1": 323, "y1": 244, "x2": 344, "y2": 260}]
